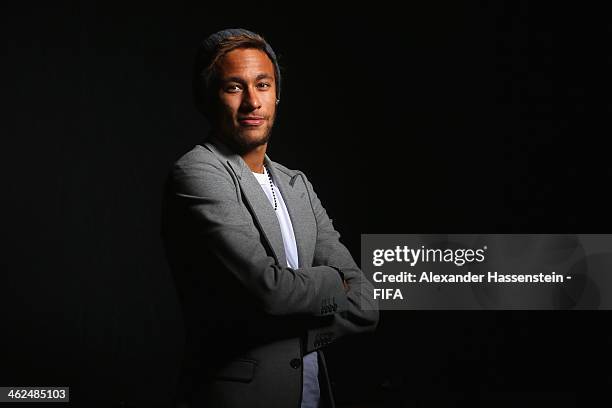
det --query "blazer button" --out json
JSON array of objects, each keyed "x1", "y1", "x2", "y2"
[{"x1": 290, "y1": 358, "x2": 301, "y2": 369}]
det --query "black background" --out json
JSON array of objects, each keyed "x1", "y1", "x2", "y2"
[{"x1": 2, "y1": 3, "x2": 610, "y2": 407}]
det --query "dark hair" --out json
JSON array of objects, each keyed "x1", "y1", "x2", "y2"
[{"x1": 193, "y1": 29, "x2": 281, "y2": 118}]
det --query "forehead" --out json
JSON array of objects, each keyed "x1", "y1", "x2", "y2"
[{"x1": 216, "y1": 48, "x2": 275, "y2": 79}]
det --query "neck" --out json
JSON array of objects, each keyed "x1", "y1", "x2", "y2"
[
  {"x1": 209, "y1": 131, "x2": 268, "y2": 173},
  {"x1": 242, "y1": 143, "x2": 268, "y2": 174}
]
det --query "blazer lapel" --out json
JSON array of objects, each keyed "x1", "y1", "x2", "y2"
[
  {"x1": 266, "y1": 158, "x2": 316, "y2": 269},
  {"x1": 239, "y1": 172, "x2": 288, "y2": 267},
  {"x1": 204, "y1": 140, "x2": 287, "y2": 267}
]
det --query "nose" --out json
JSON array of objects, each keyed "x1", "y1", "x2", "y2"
[{"x1": 241, "y1": 86, "x2": 261, "y2": 111}]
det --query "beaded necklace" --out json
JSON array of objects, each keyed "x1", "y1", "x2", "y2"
[{"x1": 263, "y1": 164, "x2": 278, "y2": 211}]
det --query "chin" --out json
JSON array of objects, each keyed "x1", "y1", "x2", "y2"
[{"x1": 231, "y1": 129, "x2": 272, "y2": 152}]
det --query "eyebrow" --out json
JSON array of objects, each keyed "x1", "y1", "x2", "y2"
[
  {"x1": 222, "y1": 73, "x2": 274, "y2": 83},
  {"x1": 255, "y1": 73, "x2": 274, "y2": 81}
]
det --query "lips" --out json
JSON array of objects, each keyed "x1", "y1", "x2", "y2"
[{"x1": 238, "y1": 117, "x2": 265, "y2": 126}]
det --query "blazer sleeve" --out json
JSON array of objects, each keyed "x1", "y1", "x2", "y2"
[
  {"x1": 167, "y1": 155, "x2": 348, "y2": 318},
  {"x1": 300, "y1": 174, "x2": 380, "y2": 353}
]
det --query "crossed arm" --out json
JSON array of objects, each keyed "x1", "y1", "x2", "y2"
[
  {"x1": 168, "y1": 155, "x2": 378, "y2": 350},
  {"x1": 301, "y1": 174, "x2": 379, "y2": 352}
]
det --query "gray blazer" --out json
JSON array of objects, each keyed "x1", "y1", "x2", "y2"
[{"x1": 162, "y1": 138, "x2": 379, "y2": 408}]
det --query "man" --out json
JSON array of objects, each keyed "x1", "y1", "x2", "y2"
[{"x1": 162, "y1": 28, "x2": 378, "y2": 408}]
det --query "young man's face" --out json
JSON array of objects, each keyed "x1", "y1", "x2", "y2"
[{"x1": 213, "y1": 48, "x2": 277, "y2": 153}]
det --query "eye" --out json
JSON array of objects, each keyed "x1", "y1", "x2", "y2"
[
  {"x1": 257, "y1": 82, "x2": 271, "y2": 89},
  {"x1": 225, "y1": 84, "x2": 242, "y2": 93}
]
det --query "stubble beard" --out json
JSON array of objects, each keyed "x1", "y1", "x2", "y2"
[
  {"x1": 219, "y1": 113, "x2": 276, "y2": 155},
  {"x1": 233, "y1": 122, "x2": 273, "y2": 153}
]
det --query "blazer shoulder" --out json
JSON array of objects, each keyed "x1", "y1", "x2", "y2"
[
  {"x1": 174, "y1": 144, "x2": 220, "y2": 169},
  {"x1": 168, "y1": 144, "x2": 236, "y2": 193}
]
